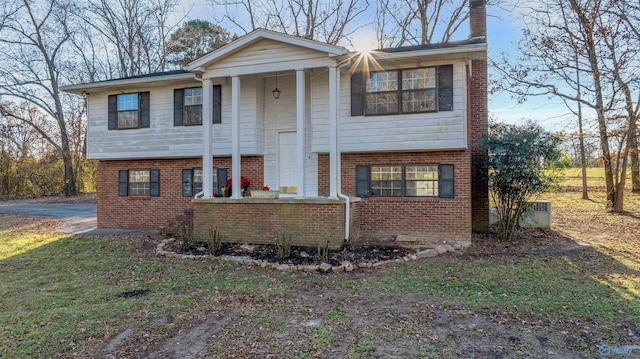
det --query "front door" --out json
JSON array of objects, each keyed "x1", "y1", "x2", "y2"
[{"x1": 278, "y1": 131, "x2": 297, "y2": 194}]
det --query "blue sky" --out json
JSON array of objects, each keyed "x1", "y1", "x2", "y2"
[{"x1": 177, "y1": 1, "x2": 576, "y2": 133}]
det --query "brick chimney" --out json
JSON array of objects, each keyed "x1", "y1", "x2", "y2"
[
  {"x1": 468, "y1": 0, "x2": 489, "y2": 232},
  {"x1": 469, "y1": 0, "x2": 487, "y2": 40}
]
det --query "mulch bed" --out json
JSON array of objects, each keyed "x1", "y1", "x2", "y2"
[{"x1": 164, "y1": 240, "x2": 413, "y2": 267}]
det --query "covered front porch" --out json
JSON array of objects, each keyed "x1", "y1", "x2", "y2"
[
  {"x1": 186, "y1": 29, "x2": 354, "y2": 246},
  {"x1": 188, "y1": 29, "x2": 349, "y2": 201}
]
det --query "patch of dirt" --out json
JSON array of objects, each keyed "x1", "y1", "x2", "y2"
[
  {"x1": 145, "y1": 316, "x2": 231, "y2": 359},
  {"x1": 164, "y1": 240, "x2": 413, "y2": 266},
  {"x1": 467, "y1": 227, "x2": 581, "y2": 257}
]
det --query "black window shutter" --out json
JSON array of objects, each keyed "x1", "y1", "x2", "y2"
[
  {"x1": 139, "y1": 92, "x2": 151, "y2": 128},
  {"x1": 174, "y1": 89, "x2": 184, "y2": 126},
  {"x1": 213, "y1": 85, "x2": 222, "y2": 124},
  {"x1": 438, "y1": 65, "x2": 454, "y2": 111},
  {"x1": 149, "y1": 169, "x2": 160, "y2": 197},
  {"x1": 355, "y1": 165, "x2": 370, "y2": 197},
  {"x1": 108, "y1": 95, "x2": 118, "y2": 130},
  {"x1": 351, "y1": 72, "x2": 365, "y2": 116},
  {"x1": 118, "y1": 170, "x2": 128, "y2": 196},
  {"x1": 216, "y1": 168, "x2": 227, "y2": 195},
  {"x1": 439, "y1": 164, "x2": 455, "y2": 198},
  {"x1": 182, "y1": 168, "x2": 193, "y2": 197}
]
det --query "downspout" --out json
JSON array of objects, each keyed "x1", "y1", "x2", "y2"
[
  {"x1": 194, "y1": 73, "x2": 205, "y2": 199},
  {"x1": 335, "y1": 58, "x2": 352, "y2": 241}
]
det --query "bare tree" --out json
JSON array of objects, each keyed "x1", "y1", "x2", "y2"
[
  {"x1": 610, "y1": 1, "x2": 640, "y2": 192},
  {"x1": 80, "y1": 0, "x2": 181, "y2": 78},
  {"x1": 375, "y1": 0, "x2": 470, "y2": 47},
  {"x1": 492, "y1": 0, "x2": 637, "y2": 212},
  {"x1": 0, "y1": 0, "x2": 78, "y2": 196},
  {"x1": 213, "y1": 0, "x2": 368, "y2": 45}
]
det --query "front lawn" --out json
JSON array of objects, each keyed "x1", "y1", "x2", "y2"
[{"x1": 0, "y1": 174, "x2": 638, "y2": 358}]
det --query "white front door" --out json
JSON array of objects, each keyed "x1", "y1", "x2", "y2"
[{"x1": 278, "y1": 131, "x2": 297, "y2": 194}]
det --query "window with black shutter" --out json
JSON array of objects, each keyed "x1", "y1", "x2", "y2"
[
  {"x1": 182, "y1": 167, "x2": 227, "y2": 197},
  {"x1": 357, "y1": 164, "x2": 454, "y2": 198},
  {"x1": 182, "y1": 168, "x2": 193, "y2": 197},
  {"x1": 118, "y1": 170, "x2": 128, "y2": 196},
  {"x1": 438, "y1": 164, "x2": 455, "y2": 198},
  {"x1": 355, "y1": 165, "x2": 370, "y2": 197},
  {"x1": 175, "y1": 85, "x2": 221, "y2": 126},
  {"x1": 149, "y1": 169, "x2": 160, "y2": 196},
  {"x1": 213, "y1": 85, "x2": 222, "y2": 124},
  {"x1": 108, "y1": 92, "x2": 150, "y2": 130},
  {"x1": 351, "y1": 65, "x2": 454, "y2": 116},
  {"x1": 118, "y1": 169, "x2": 159, "y2": 196}
]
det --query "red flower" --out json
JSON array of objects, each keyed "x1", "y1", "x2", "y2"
[
  {"x1": 227, "y1": 176, "x2": 250, "y2": 190},
  {"x1": 263, "y1": 185, "x2": 270, "y2": 191}
]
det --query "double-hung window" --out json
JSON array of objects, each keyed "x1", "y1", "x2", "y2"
[
  {"x1": 351, "y1": 65, "x2": 453, "y2": 116},
  {"x1": 108, "y1": 92, "x2": 150, "y2": 130},
  {"x1": 174, "y1": 85, "x2": 222, "y2": 126},
  {"x1": 118, "y1": 169, "x2": 160, "y2": 196},
  {"x1": 366, "y1": 71, "x2": 399, "y2": 114},
  {"x1": 183, "y1": 87, "x2": 203, "y2": 125},
  {"x1": 356, "y1": 164, "x2": 454, "y2": 198},
  {"x1": 117, "y1": 93, "x2": 138, "y2": 128},
  {"x1": 182, "y1": 167, "x2": 228, "y2": 197}
]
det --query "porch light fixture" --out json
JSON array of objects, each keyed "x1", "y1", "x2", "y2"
[{"x1": 272, "y1": 72, "x2": 281, "y2": 99}]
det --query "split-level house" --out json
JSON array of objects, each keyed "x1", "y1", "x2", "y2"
[{"x1": 62, "y1": 1, "x2": 489, "y2": 248}]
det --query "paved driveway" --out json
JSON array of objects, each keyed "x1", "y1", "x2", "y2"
[{"x1": 0, "y1": 202, "x2": 152, "y2": 235}]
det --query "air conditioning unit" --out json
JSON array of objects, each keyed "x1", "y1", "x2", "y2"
[{"x1": 489, "y1": 200, "x2": 551, "y2": 229}]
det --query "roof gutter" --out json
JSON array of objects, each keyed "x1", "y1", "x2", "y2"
[
  {"x1": 371, "y1": 42, "x2": 487, "y2": 59},
  {"x1": 60, "y1": 72, "x2": 196, "y2": 95}
]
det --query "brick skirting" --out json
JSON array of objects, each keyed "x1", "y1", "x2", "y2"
[{"x1": 192, "y1": 198, "x2": 360, "y2": 249}]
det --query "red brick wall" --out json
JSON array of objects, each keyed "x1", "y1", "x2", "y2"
[
  {"x1": 469, "y1": 0, "x2": 489, "y2": 232},
  {"x1": 192, "y1": 199, "x2": 349, "y2": 249},
  {"x1": 318, "y1": 151, "x2": 472, "y2": 241},
  {"x1": 96, "y1": 156, "x2": 263, "y2": 229},
  {"x1": 469, "y1": 59, "x2": 489, "y2": 232}
]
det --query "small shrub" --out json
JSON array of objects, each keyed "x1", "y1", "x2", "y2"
[
  {"x1": 274, "y1": 232, "x2": 292, "y2": 259},
  {"x1": 179, "y1": 223, "x2": 193, "y2": 251},
  {"x1": 314, "y1": 241, "x2": 329, "y2": 263},
  {"x1": 207, "y1": 226, "x2": 222, "y2": 255}
]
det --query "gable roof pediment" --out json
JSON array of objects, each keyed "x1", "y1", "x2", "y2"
[{"x1": 185, "y1": 28, "x2": 349, "y2": 72}]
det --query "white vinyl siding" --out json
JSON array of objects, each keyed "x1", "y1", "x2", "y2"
[
  {"x1": 204, "y1": 39, "x2": 336, "y2": 77},
  {"x1": 87, "y1": 82, "x2": 261, "y2": 159},
  {"x1": 310, "y1": 61, "x2": 467, "y2": 153}
]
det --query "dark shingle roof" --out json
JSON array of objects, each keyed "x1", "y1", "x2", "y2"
[
  {"x1": 92, "y1": 69, "x2": 191, "y2": 84},
  {"x1": 375, "y1": 37, "x2": 486, "y2": 54}
]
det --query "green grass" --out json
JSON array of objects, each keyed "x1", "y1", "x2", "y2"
[
  {"x1": 0, "y1": 217, "x2": 281, "y2": 358},
  {"x1": 0, "y1": 173, "x2": 639, "y2": 357}
]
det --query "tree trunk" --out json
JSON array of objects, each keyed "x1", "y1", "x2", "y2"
[
  {"x1": 630, "y1": 120, "x2": 640, "y2": 192},
  {"x1": 575, "y1": 52, "x2": 588, "y2": 199},
  {"x1": 569, "y1": 0, "x2": 618, "y2": 209},
  {"x1": 613, "y1": 143, "x2": 629, "y2": 212}
]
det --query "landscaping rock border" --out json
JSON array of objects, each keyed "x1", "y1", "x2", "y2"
[{"x1": 156, "y1": 238, "x2": 472, "y2": 273}]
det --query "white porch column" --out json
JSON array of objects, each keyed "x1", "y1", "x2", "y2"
[
  {"x1": 231, "y1": 75, "x2": 242, "y2": 199},
  {"x1": 328, "y1": 66, "x2": 338, "y2": 199},
  {"x1": 296, "y1": 69, "x2": 306, "y2": 198},
  {"x1": 202, "y1": 78, "x2": 213, "y2": 198}
]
